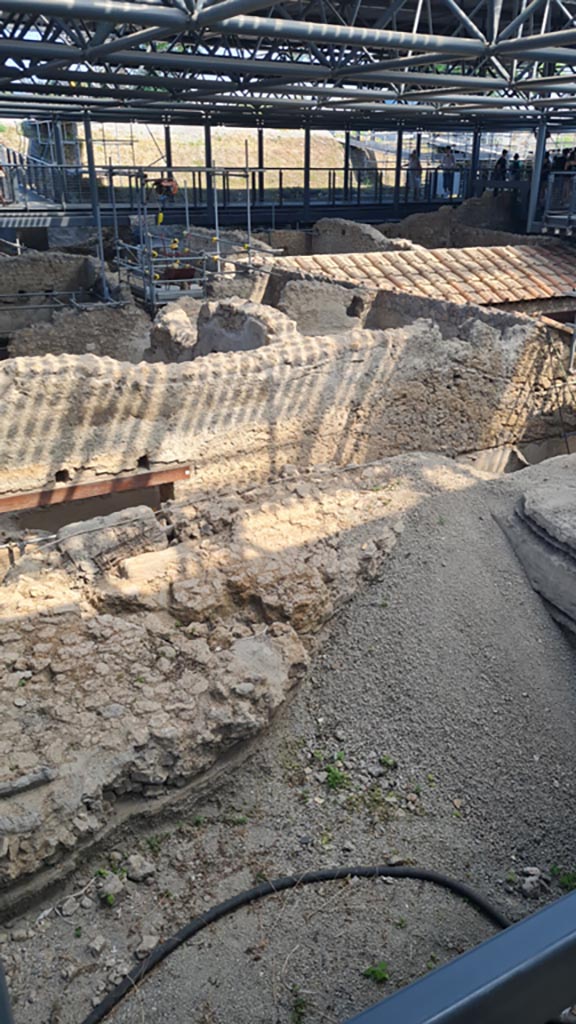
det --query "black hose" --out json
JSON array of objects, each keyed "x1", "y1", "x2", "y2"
[{"x1": 81, "y1": 863, "x2": 511, "y2": 1024}]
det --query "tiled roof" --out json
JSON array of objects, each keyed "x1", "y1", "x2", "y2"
[{"x1": 274, "y1": 244, "x2": 576, "y2": 306}]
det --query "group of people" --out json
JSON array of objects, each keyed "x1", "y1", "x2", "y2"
[
  {"x1": 406, "y1": 145, "x2": 525, "y2": 202},
  {"x1": 406, "y1": 145, "x2": 456, "y2": 200}
]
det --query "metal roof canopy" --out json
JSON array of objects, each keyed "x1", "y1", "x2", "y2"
[{"x1": 1, "y1": 0, "x2": 576, "y2": 130}]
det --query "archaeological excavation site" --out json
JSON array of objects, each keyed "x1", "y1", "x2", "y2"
[{"x1": 1, "y1": 3, "x2": 576, "y2": 1024}]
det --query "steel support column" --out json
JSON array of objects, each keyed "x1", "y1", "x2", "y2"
[
  {"x1": 164, "y1": 123, "x2": 173, "y2": 179},
  {"x1": 394, "y1": 128, "x2": 403, "y2": 211},
  {"x1": 469, "y1": 129, "x2": 481, "y2": 197},
  {"x1": 257, "y1": 126, "x2": 264, "y2": 201},
  {"x1": 204, "y1": 123, "x2": 214, "y2": 226},
  {"x1": 527, "y1": 120, "x2": 547, "y2": 232},
  {"x1": 53, "y1": 119, "x2": 66, "y2": 204},
  {"x1": 83, "y1": 114, "x2": 109, "y2": 300},
  {"x1": 303, "y1": 126, "x2": 311, "y2": 216},
  {"x1": 344, "y1": 129, "x2": 351, "y2": 201}
]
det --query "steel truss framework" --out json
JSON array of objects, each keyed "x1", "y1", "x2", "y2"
[{"x1": 1, "y1": 0, "x2": 576, "y2": 131}]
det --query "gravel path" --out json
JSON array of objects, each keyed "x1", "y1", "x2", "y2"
[{"x1": 6, "y1": 462, "x2": 576, "y2": 1024}]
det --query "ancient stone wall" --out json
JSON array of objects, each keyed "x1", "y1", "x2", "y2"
[
  {"x1": 254, "y1": 228, "x2": 311, "y2": 256},
  {"x1": 0, "y1": 308, "x2": 571, "y2": 498},
  {"x1": 0, "y1": 253, "x2": 101, "y2": 334},
  {"x1": 7, "y1": 304, "x2": 151, "y2": 363},
  {"x1": 0, "y1": 252, "x2": 97, "y2": 299},
  {"x1": 311, "y1": 218, "x2": 415, "y2": 254}
]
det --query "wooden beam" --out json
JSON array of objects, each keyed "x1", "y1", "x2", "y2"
[{"x1": 0, "y1": 465, "x2": 191, "y2": 514}]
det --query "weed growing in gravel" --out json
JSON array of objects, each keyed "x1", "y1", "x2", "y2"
[
  {"x1": 105, "y1": 894, "x2": 115, "y2": 908},
  {"x1": 280, "y1": 739, "x2": 308, "y2": 786},
  {"x1": 551, "y1": 864, "x2": 576, "y2": 891},
  {"x1": 325, "y1": 764, "x2": 350, "y2": 790},
  {"x1": 394, "y1": 917, "x2": 407, "y2": 929},
  {"x1": 345, "y1": 784, "x2": 393, "y2": 824},
  {"x1": 146, "y1": 832, "x2": 171, "y2": 855},
  {"x1": 290, "y1": 985, "x2": 307, "y2": 1023},
  {"x1": 363, "y1": 961, "x2": 389, "y2": 984},
  {"x1": 379, "y1": 754, "x2": 398, "y2": 770},
  {"x1": 426, "y1": 953, "x2": 439, "y2": 970}
]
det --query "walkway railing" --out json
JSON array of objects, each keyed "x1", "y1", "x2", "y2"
[
  {"x1": 0, "y1": 149, "x2": 471, "y2": 214},
  {"x1": 542, "y1": 171, "x2": 576, "y2": 233}
]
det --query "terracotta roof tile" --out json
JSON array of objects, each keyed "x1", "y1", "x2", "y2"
[{"x1": 276, "y1": 244, "x2": 575, "y2": 307}]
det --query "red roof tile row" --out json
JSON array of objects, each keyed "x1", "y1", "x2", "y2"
[{"x1": 274, "y1": 244, "x2": 576, "y2": 306}]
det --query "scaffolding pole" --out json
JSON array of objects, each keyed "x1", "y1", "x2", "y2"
[{"x1": 83, "y1": 113, "x2": 109, "y2": 301}]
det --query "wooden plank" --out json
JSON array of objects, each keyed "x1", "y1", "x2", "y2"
[{"x1": 0, "y1": 466, "x2": 191, "y2": 514}]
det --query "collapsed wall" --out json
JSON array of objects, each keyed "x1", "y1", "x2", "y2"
[{"x1": 0, "y1": 303, "x2": 571, "y2": 498}]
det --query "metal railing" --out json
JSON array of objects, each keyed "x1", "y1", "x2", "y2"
[
  {"x1": 0, "y1": 151, "x2": 471, "y2": 214},
  {"x1": 542, "y1": 171, "x2": 576, "y2": 232}
]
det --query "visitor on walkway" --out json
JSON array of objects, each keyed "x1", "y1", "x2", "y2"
[
  {"x1": 553, "y1": 148, "x2": 570, "y2": 172},
  {"x1": 441, "y1": 146, "x2": 456, "y2": 197},
  {"x1": 539, "y1": 151, "x2": 552, "y2": 209},
  {"x1": 493, "y1": 148, "x2": 508, "y2": 195},
  {"x1": 407, "y1": 149, "x2": 422, "y2": 200},
  {"x1": 563, "y1": 148, "x2": 576, "y2": 203},
  {"x1": 510, "y1": 153, "x2": 522, "y2": 180},
  {"x1": 0, "y1": 163, "x2": 9, "y2": 206}
]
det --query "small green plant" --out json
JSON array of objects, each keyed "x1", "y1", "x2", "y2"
[
  {"x1": 96, "y1": 868, "x2": 108, "y2": 878},
  {"x1": 438, "y1": 515, "x2": 446, "y2": 526},
  {"x1": 192, "y1": 815, "x2": 206, "y2": 827},
  {"x1": 363, "y1": 961, "x2": 389, "y2": 984},
  {"x1": 74, "y1": 926, "x2": 82, "y2": 938},
  {"x1": 325, "y1": 764, "x2": 350, "y2": 790},
  {"x1": 551, "y1": 865, "x2": 576, "y2": 891},
  {"x1": 18, "y1": 678, "x2": 27, "y2": 687},
  {"x1": 426, "y1": 773, "x2": 436, "y2": 786},
  {"x1": 134, "y1": 676, "x2": 145, "y2": 685},
  {"x1": 290, "y1": 985, "x2": 307, "y2": 1024},
  {"x1": 105, "y1": 894, "x2": 116, "y2": 908},
  {"x1": 506, "y1": 870, "x2": 518, "y2": 884},
  {"x1": 146, "y1": 832, "x2": 170, "y2": 855},
  {"x1": 229, "y1": 815, "x2": 248, "y2": 826},
  {"x1": 394, "y1": 917, "x2": 407, "y2": 929},
  {"x1": 379, "y1": 754, "x2": 397, "y2": 770},
  {"x1": 426, "y1": 953, "x2": 439, "y2": 971}
]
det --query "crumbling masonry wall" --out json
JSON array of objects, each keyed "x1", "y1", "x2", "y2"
[
  {"x1": 7, "y1": 304, "x2": 152, "y2": 363},
  {"x1": 0, "y1": 307, "x2": 572, "y2": 497}
]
